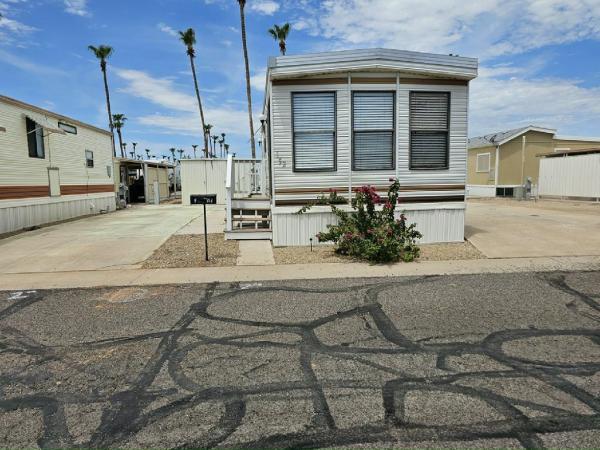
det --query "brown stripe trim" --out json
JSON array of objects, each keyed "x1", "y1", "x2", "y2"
[
  {"x1": 272, "y1": 78, "x2": 468, "y2": 87},
  {"x1": 0, "y1": 184, "x2": 114, "y2": 200},
  {"x1": 272, "y1": 78, "x2": 347, "y2": 86},
  {"x1": 275, "y1": 185, "x2": 465, "y2": 195},
  {"x1": 61, "y1": 184, "x2": 115, "y2": 195},
  {"x1": 399, "y1": 78, "x2": 468, "y2": 86},
  {"x1": 351, "y1": 77, "x2": 396, "y2": 84},
  {"x1": 275, "y1": 195, "x2": 465, "y2": 206},
  {"x1": 0, "y1": 185, "x2": 49, "y2": 200}
]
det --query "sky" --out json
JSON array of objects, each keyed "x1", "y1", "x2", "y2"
[{"x1": 1, "y1": 0, "x2": 600, "y2": 158}]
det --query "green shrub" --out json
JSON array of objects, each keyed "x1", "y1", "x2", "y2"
[{"x1": 298, "y1": 180, "x2": 422, "y2": 263}]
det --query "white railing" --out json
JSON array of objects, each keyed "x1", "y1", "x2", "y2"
[{"x1": 225, "y1": 154, "x2": 235, "y2": 232}]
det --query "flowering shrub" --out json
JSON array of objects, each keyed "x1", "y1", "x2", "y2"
[{"x1": 300, "y1": 179, "x2": 422, "y2": 263}]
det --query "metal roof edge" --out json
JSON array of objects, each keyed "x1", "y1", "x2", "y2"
[{"x1": 0, "y1": 94, "x2": 112, "y2": 136}]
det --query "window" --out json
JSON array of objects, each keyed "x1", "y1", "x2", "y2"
[
  {"x1": 26, "y1": 117, "x2": 45, "y2": 158},
  {"x1": 292, "y1": 92, "x2": 336, "y2": 171},
  {"x1": 409, "y1": 92, "x2": 450, "y2": 170},
  {"x1": 476, "y1": 152, "x2": 490, "y2": 172},
  {"x1": 85, "y1": 150, "x2": 94, "y2": 168},
  {"x1": 352, "y1": 91, "x2": 395, "y2": 170},
  {"x1": 58, "y1": 121, "x2": 77, "y2": 134}
]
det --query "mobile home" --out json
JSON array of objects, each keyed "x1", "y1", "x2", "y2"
[
  {"x1": 0, "y1": 95, "x2": 115, "y2": 235},
  {"x1": 224, "y1": 48, "x2": 479, "y2": 245},
  {"x1": 467, "y1": 126, "x2": 600, "y2": 198}
]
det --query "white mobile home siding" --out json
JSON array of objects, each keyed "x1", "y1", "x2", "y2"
[
  {"x1": 270, "y1": 76, "x2": 468, "y2": 204},
  {"x1": 0, "y1": 96, "x2": 115, "y2": 234}
]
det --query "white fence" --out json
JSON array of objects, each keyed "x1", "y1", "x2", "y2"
[
  {"x1": 181, "y1": 158, "x2": 262, "y2": 205},
  {"x1": 539, "y1": 154, "x2": 600, "y2": 200}
]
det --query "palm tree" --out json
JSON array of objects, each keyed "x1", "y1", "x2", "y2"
[
  {"x1": 212, "y1": 135, "x2": 219, "y2": 157},
  {"x1": 192, "y1": 144, "x2": 198, "y2": 159},
  {"x1": 112, "y1": 114, "x2": 127, "y2": 158},
  {"x1": 88, "y1": 45, "x2": 117, "y2": 156},
  {"x1": 145, "y1": 149, "x2": 151, "y2": 159},
  {"x1": 178, "y1": 28, "x2": 209, "y2": 156},
  {"x1": 268, "y1": 23, "x2": 291, "y2": 56},
  {"x1": 132, "y1": 142, "x2": 138, "y2": 154},
  {"x1": 177, "y1": 149, "x2": 184, "y2": 161},
  {"x1": 236, "y1": 0, "x2": 257, "y2": 159},
  {"x1": 203, "y1": 124, "x2": 213, "y2": 157}
]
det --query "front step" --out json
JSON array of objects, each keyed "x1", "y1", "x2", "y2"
[
  {"x1": 232, "y1": 198, "x2": 271, "y2": 209},
  {"x1": 225, "y1": 229, "x2": 272, "y2": 240}
]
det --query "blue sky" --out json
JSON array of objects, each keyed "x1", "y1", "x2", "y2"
[{"x1": 1, "y1": 0, "x2": 600, "y2": 158}]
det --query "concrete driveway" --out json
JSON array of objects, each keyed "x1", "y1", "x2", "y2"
[
  {"x1": 0, "y1": 205, "x2": 225, "y2": 273},
  {"x1": 466, "y1": 199, "x2": 600, "y2": 258}
]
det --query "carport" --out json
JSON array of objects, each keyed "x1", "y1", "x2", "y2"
[{"x1": 114, "y1": 158, "x2": 174, "y2": 205}]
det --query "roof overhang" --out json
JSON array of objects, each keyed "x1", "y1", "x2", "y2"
[
  {"x1": 538, "y1": 147, "x2": 600, "y2": 158},
  {"x1": 24, "y1": 114, "x2": 66, "y2": 135},
  {"x1": 469, "y1": 126, "x2": 556, "y2": 150},
  {"x1": 268, "y1": 48, "x2": 479, "y2": 82}
]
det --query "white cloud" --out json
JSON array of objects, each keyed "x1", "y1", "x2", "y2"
[
  {"x1": 298, "y1": 0, "x2": 600, "y2": 59},
  {"x1": 0, "y1": 2, "x2": 36, "y2": 46},
  {"x1": 115, "y1": 68, "x2": 198, "y2": 112},
  {"x1": 0, "y1": 48, "x2": 67, "y2": 75},
  {"x1": 250, "y1": 67, "x2": 267, "y2": 91},
  {"x1": 470, "y1": 68, "x2": 600, "y2": 136},
  {"x1": 115, "y1": 68, "x2": 253, "y2": 138},
  {"x1": 250, "y1": 0, "x2": 279, "y2": 15},
  {"x1": 157, "y1": 22, "x2": 178, "y2": 37},
  {"x1": 64, "y1": 0, "x2": 90, "y2": 17}
]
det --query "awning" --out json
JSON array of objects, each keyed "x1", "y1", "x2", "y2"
[{"x1": 24, "y1": 114, "x2": 66, "y2": 135}]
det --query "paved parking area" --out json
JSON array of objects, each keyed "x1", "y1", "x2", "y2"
[
  {"x1": 467, "y1": 199, "x2": 600, "y2": 258},
  {"x1": 0, "y1": 271, "x2": 599, "y2": 448},
  {"x1": 0, "y1": 205, "x2": 223, "y2": 274}
]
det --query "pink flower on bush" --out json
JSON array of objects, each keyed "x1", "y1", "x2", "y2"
[
  {"x1": 389, "y1": 177, "x2": 396, "y2": 182},
  {"x1": 384, "y1": 201, "x2": 392, "y2": 209}
]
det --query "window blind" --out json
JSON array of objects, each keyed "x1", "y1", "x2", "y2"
[
  {"x1": 292, "y1": 92, "x2": 336, "y2": 171},
  {"x1": 352, "y1": 91, "x2": 395, "y2": 170},
  {"x1": 409, "y1": 92, "x2": 450, "y2": 170}
]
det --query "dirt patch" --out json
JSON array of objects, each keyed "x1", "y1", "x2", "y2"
[
  {"x1": 142, "y1": 234, "x2": 238, "y2": 268},
  {"x1": 273, "y1": 245, "x2": 350, "y2": 265},
  {"x1": 273, "y1": 241, "x2": 484, "y2": 265},
  {"x1": 418, "y1": 241, "x2": 485, "y2": 261}
]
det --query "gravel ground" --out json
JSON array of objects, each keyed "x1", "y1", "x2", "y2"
[
  {"x1": 273, "y1": 241, "x2": 484, "y2": 264},
  {"x1": 142, "y1": 233, "x2": 238, "y2": 268}
]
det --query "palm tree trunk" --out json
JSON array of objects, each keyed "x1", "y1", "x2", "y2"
[
  {"x1": 239, "y1": 2, "x2": 257, "y2": 159},
  {"x1": 116, "y1": 128, "x2": 125, "y2": 158},
  {"x1": 188, "y1": 55, "x2": 209, "y2": 157},
  {"x1": 102, "y1": 67, "x2": 116, "y2": 157}
]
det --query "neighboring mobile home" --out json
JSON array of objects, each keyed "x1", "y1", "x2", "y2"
[
  {"x1": 0, "y1": 95, "x2": 115, "y2": 235},
  {"x1": 467, "y1": 126, "x2": 600, "y2": 198},
  {"x1": 224, "y1": 48, "x2": 479, "y2": 245}
]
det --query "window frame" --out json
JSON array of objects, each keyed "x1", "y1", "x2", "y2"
[
  {"x1": 476, "y1": 152, "x2": 491, "y2": 173},
  {"x1": 25, "y1": 117, "x2": 45, "y2": 159},
  {"x1": 351, "y1": 90, "x2": 396, "y2": 171},
  {"x1": 85, "y1": 149, "x2": 94, "y2": 168},
  {"x1": 291, "y1": 90, "x2": 337, "y2": 173},
  {"x1": 58, "y1": 121, "x2": 78, "y2": 135},
  {"x1": 408, "y1": 91, "x2": 451, "y2": 171}
]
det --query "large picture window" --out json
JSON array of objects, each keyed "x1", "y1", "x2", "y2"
[
  {"x1": 352, "y1": 91, "x2": 395, "y2": 170},
  {"x1": 26, "y1": 117, "x2": 45, "y2": 159},
  {"x1": 409, "y1": 91, "x2": 450, "y2": 170},
  {"x1": 292, "y1": 92, "x2": 336, "y2": 172}
]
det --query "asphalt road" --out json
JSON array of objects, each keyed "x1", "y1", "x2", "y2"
[{"x1": 0, "y1": 271, "x2": 599, "y2": 449}]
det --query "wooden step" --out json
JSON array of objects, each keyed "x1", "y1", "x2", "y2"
[
  {"x1": 232, "y1": 217, "x2": 272, "y2": 222},
  {"x1": 225, "y1": 229, "x2": 272, "y2": 240}
]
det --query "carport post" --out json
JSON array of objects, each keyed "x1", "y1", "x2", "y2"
[{"x1": 203, "y1": 202, "x2": 209, "y2": 261}]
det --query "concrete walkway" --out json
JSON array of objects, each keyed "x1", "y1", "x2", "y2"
[
  {"x1": 0, "y1": 255, "x2": 598, "y2": 291},
  {"x1": 0, "y1": 205, "x2": 207, "y2": 273},
  {"x1": 237, "y1": 240, "x2": 276, "y2": 265}
]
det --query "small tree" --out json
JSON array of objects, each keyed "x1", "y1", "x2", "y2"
[{"x1": 300, "y1": 179, "x2": 422, "y2": 263}]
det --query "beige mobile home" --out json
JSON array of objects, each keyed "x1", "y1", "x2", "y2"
[
  {"x1": 467, "y1": 126, "x2": 600, "y2": 198},
  {"x1": 0, "y1": 95, "x2": 115, "y2": 235},
  {"x1": 223, "y1": 48, "x2": 479, "y2": 245}
]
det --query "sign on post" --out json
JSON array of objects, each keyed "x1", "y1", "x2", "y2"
[{"x1": 190, "y1": 194, "x2": 217, "y2": 261}]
